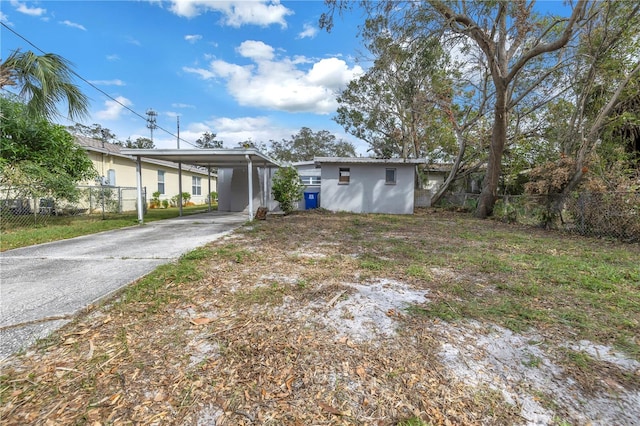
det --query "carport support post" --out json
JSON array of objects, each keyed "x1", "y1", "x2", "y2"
[
  {"x1": 135, "y1": 155, "x2": 144, "y2": 224},
  {"x1": 207, "y1": 167, "x2": 212, "y2": 213},
  {"x1": 246, "y1": 154, "x2": 253, "y2": 220},
  {"x1": 262, "y1": 164, "x2": 268, "y2": 207},
  {"x1": 178, "y1": 162, "x2": 183, "y2": 217}
]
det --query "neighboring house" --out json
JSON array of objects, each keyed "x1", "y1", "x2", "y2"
[
  {"x1": 314, "y1": 157, "x2": 426, "y2": 214},
  {"x1": 290, "y1": 161, "x2": 321, "y2": 210},
  {"x1": 76, "y1": 136, "x2": 216, "y2": 206}
]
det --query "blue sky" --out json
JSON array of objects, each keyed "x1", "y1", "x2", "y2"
[{"x1": 1, "y1": 0, "x2": 369, "y2": 153}]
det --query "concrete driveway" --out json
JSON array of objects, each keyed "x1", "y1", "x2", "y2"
[{"x1": 0, "y1": 211, "x2": 248, "y2": 360}]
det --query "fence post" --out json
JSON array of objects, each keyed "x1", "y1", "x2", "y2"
[{"x1": 579, "y1": 193, "x2": 585, "y2": 233}]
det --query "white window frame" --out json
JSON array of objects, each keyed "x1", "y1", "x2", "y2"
[
  {"x1": 157, "y1": 170, "x2": 165, "y2": 194},
  {"x1": 300, "y1": 176, "x2": 321, "y2": 186},
  {"x1": 107, "y1": 169, "x2": 116, "y2": 186},
  {"x1": 192, "y1": 176, "x2": 202, "y2": 196}
]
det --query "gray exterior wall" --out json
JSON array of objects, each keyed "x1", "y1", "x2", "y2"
[
  {"x1": 217, "y1": 167, "x2": 271, "y2": 212},
  {"x1": 320, "y1": 163, "x2": 415, "y2": 214}
]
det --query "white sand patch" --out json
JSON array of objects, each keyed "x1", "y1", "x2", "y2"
[
  {"x1": 256, "y1": 273, "x2": 300, "y2": 287},
  {"x1": 562, "y1": 340, "x2": 640, "y2": 371},
  {"x1": 435, "y1": 321, "x2": 640, "y2": 426},
  {"x1": 317, "y1": 279, "x2": 429, "y2": 343}
]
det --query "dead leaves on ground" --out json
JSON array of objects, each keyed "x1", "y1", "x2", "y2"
[{"x1": 1, "y1": 212, "x2": 523, "y2": 425}]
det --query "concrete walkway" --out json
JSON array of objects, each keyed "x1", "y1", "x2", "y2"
[{"x1": 0, "y1": 212, "x2": 248, "y2": 360}]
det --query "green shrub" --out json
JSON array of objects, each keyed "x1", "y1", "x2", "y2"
[{"x1": 272, "y1": 166, "x2": 304, "y2": 214}]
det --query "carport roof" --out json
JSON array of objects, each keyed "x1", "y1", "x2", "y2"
[{"x1": 120, "y1": 148, "x2": 280, "y2": 168}]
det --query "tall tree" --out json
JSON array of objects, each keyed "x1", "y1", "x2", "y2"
[
  {"x1": 195, "y1": 131, "x2": 224, "y2": 149},
  {"x1": 67, "y1": 123, "x2": 118, "y2": 144},
  {"x1": 0, "y1": 49, "x2": 89, "y2": 120},
  {"x1": 117, "y1": 137, "x2": 155, "y2": 149},
  {"x1": 556, "y1": 1, "x2": 640, "y2": 195},
  {"x1": 269, "y1": 127, "x2": 356, "y2": 162},
  {"x1": 323, "y1": 0, "x2": 589, "y2": 218},
  {"x1": 237, "y1": 139, "x2": 268, "y2": 152},
  {"x1": 335, "y1": 31, "x2": 456, "y2": 160},
  {"x1": 1, "y1": 96, "x2": 96, "y2": 202},
  {"x1": 334, "y1": 19, "x2": 495, "y2": 204}
]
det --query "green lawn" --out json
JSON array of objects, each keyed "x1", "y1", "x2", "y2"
[{"x1": 0, "y1": 205, "x2": 216, "y2": 252}]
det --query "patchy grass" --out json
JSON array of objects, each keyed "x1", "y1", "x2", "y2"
[
  {"x1": 1, "y1": 209, "x2": 639, "y2": 425},
  {"x1": 0, "y1": 205, "x2": 216, "y2": 252}
]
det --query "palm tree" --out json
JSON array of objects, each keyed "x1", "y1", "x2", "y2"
[{"x1": 0, "y1": 49, "x2": 89, "y2": 120}]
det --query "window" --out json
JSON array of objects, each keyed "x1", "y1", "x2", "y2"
[
  {"x1": 339, "y1": 167, "x2": 350, "y2": 184},
  {"x1": 157, "y1": 170, "x2": 165, "y2": 194},
  {"x1": 385, "y1": 168, "x2": 397, "y2": 184},
  {"x1": 300, "y1": 176, "x2": 321, "y2": 186},
  {"x1": 107, "y1": 169, "x2": 116, "y2": 186},
  {"x1": 192, "y1": 176, "x2": 202, "y2": 196}
]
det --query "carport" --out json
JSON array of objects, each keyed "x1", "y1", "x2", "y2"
[{"x1": 121, "y1": 148, "x2": 280, "y2": 223}]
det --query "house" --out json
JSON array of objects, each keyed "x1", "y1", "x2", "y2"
[
  {"x1": 77, "y1": 136, "x2": 216, "y2": 206},
  {"x1": 314, "y1": 157, "x2": 426, "y2": 214}
]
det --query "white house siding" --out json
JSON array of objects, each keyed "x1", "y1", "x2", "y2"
[{"x1": 319, "y1": 163, "x2": 415, "y2": 214}]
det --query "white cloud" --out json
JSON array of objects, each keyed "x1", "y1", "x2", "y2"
[
  {"x1": 89, "y1": 79, "x2": 125, "y2": 86},
  {"x1": 167, "y1": 0, "x2": 292, "y2": 28},
  {"x1": 10, "y1": 0, "x2": 45, "y2": 16},
  {"x1": 126, "y1": 36, "x2": 141, "y2": 46},
  {"x1": 60, "y1": 20, "x2": 86, "y2": 30},
  {"x1": 95, "y1": 96, "x2": 132, "y2": 120},
  {"x1": 183, "y1": 41, "x2": 364, "y2": 114},
  {"x1": 172, "y1": 102, "x2": 195, "y2": 109},
  {"x1": 182, "y1": 66, "x2": 217, "y2": 80},
  {"x1": 106, "y1": 54, "x2": 120, "y2": 61},
  {"x1": 208, "y1": 116, "x2": 285, "y2": 146},
  {"x1": 237, "y1": 40, "x2": 274, "y2": 61},
  {"x1": 1, "y1": 11, "x2": 13, "y2": 25},
  {"x1": 185, "y1": 34, "x2": 202, "y2": 43},
  {"x1": 298, "y1": 23, "x2": 318, "y2": 39}
]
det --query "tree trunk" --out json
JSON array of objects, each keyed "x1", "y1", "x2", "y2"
[
  {"x1": 476, "y1": 89, "x2": 508, "y2": 218},
  {"x1": 430, "y1": 122, "x2": 467, "y2": 206}
]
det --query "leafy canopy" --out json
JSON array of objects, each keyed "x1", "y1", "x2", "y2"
[
  {"x1": 0, "y1": 96, "x2": 96, "y2": 202},
  {"x1": 0, "y1": 49, "x2": 89, "y2": 120},
  {"x1": 269, "y1": 127, "x2": 356, "y2": 162}
]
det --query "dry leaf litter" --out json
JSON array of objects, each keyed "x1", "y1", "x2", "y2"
[{"x1": 1, "y1": 210, "x2": 638, "y2": 426}]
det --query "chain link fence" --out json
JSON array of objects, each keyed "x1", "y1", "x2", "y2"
[
  {"x1": 438, "y1": 191, "x2": 640, "y2": 243},
  {"x1": 1, "y1": 186, "x2": 146, "y2": 231}
]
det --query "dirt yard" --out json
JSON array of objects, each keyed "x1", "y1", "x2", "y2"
[{"x1": 1, "y1": 209, "x2": 639, "y2": 425}]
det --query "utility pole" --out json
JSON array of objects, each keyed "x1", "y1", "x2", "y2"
[
  {"x1": 177, "y1": 116, "x2": 180, "y2": 149},
  {"x1": 146, "y1": 108, "x2": 157, "y2": 143}
]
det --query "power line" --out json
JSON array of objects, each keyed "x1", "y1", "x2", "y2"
[{"x1": 1, "y1": 22, "x2": 197, "y2": 148}]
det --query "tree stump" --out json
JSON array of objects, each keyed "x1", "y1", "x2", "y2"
[{"x1": 255, "y1": 207, "x2": 268, "y2": 220}]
